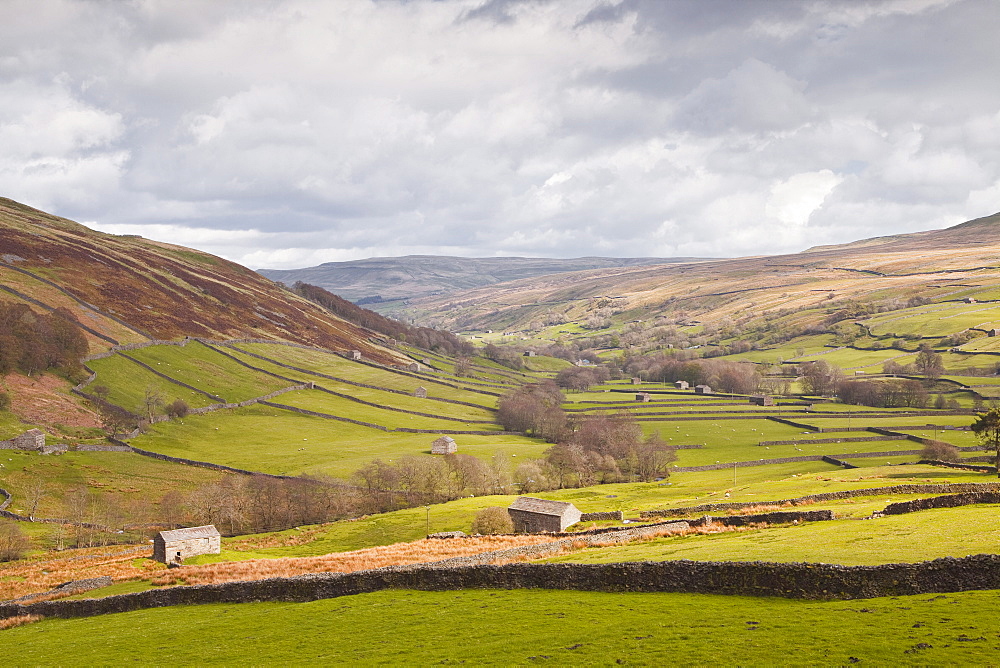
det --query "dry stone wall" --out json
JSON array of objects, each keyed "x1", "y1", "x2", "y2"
[
  {"x1": 6, "y1": 554, "x2": 1000, "y2": 620},
  {"x1": 641, "y1": 482, "x2": 1000, "y2": 518}
]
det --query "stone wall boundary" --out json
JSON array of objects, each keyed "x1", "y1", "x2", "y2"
[
  {"x1": 259, "y1": 401, "x2": 390, "y2": 431},
  {"x1": 7, "y1": 554, "x2": 1000, "y2": 620},
  {"x1": 225, "y1": 345, "x2": 497, "y2": 412},
  {"x1": 881, "y1": 491, "x2": 1000, "y2": 515},
  {"x1": 0, "y1": 262, "x2": 153, "y2": 340},
  {"x1": 310, "y1": 385, "x2": 496, "y2": 425},
  {"x1": 118, "y1": 353, "x2": 224, "y2": 402},
  {"x1": 640, "y1": 482, "x2": 1000, "y2": 518},
  {"x1": 0, "y1": 283, "x2": 120, "y2": 345},
  {"x1": 124, "y1": 442, "x2": 297, "y2": 480},
  {"x1": 0, "y1": 486, "x2": 11, "y2": 511}
]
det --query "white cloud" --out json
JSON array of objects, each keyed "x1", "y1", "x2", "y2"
[{"x1": 0, "y1": 0, "x2": 997, "y2": 266}]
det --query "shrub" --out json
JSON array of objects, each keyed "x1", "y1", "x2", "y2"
[
  {"x1": 0, "y1": 521, "x2": 30, "y2": 562},
  {"x1": 922, "y1": 441, "x2": 961, "y2": 463},
  {"x1": 471, "y1": 507, "x2": 514, "y2": 535},
  {"x1": 166, "y1": 399, "x2": 190, "y2": 418}
]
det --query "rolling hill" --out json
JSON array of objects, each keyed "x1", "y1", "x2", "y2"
[
  {"x1": 0, "y1": 198, "x2": 404, "y2": 365},
  {"x1": 402, "y1": 212, "x2": 1000, "y2": 335},
  {"x1": 257, "y1": 255, "x2": 705, "y2": 306}
]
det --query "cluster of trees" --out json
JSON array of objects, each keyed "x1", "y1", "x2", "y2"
[
  {"x1": 623, "y1": 355, "x2": 763, "y2": 395},
  {"x1": 292, "y1": 282, "x2": 473, "y2": 357},
  {"x1": 497, "y1": 382, "x2": 677, "y2": 486},
  {"x1": 554, "y1": 365, "x2": 610, "y2": 391},
  {"x1": 837, "y1": 378, "x2": 931, "y2": 408},
  {"x1": 0, "y1": 301, "x2": 88, "y2": 377}
]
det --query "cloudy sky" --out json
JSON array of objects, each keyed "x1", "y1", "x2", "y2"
[{"x1": 2, "y1": 0, "x2": 999, "y2": 269}]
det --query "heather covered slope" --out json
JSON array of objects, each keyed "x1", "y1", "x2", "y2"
[{"x1": 0, "y1": 198, "x2": 403, "y2": 364}]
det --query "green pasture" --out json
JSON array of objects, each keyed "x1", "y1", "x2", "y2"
[
  {"x1": 87, "y1": 355, "x2": 216, "y2": 412},
  {"x1": 273, "y1": 389, "x2": 501, "y2": 431},
  {"x1": 130, "y1": 404, "x2": 548, "y2": 478},
  {"x1": 6, "y1": 587, "x2": 1000, "y2": 665},
  {"x1": 954, "y1": 336, "x2": 1000, "y2": 353},
  {"x1": 0, "y1": 450, "x2": 221, "y2": 523},
  {"x1": 726, "y1": 333, "x2": 838, "y2": 363},
  {"x1": 0, "y1": 410, "x2": 29, "y2": 440},
  {"x1": 291, "y1": 380, "x2": 496, "y2": 423},
  {"x1": 548, "y1": 503, "x2": 1000, "y2": 567},
  {"x1": 861, "y1": 302, "x2": 1000, "y2": 338},
  {"x1": 228, "y1": 344, "x2": 500, "y2": 406},
  {"x1": 127, "y1": 341, "x2": 288, "y2": 403},
  {"x1": 522, "y1": 355, "x2": 574, "y2": 372},
  {"x1": 795, "y1": 347, "x2": 916, "y2": 370}
]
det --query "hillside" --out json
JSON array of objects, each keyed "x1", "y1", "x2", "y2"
[
  {"x1": 0, "y1": 198, "x2": 403, "y2": 365},
  {"x1": 257, "y1": 255, "x2": 703, "y2": 306},
  {"x1": 403, "y1": 212, "x2": 1000, "y2": 336}
]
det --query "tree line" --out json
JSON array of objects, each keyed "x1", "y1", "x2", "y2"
[
  {"x1": 0, "y1": 300, "x2": 88, "y2": 378},
  {"x1": 291, "y1": 282, "x2": 473, "y2": 357}
]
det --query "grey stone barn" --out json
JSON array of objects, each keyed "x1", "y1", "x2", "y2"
[
  {"x1": 675, "y1": 380, "x2": 689, "y2": 390},
  {"x1": 431, "y1": 436, "x2": 457, "y2": 454},
  {"x1": 694, "y1": 384, "x2": 712, "y2": 395},
  {"x1": 507, "y1": 497, "x2": 582, "y2": 533},
  {"x1": 635, "y1": 392, "x2": 652, "y2": 402},
  {"x1": 153, "y1": 525, "x2": 221, "y2": 564},
  {"x1": 749, "y1": 395, "x2": 774, "y2": 406},
  {"x1": 413, "y1": 386, "x2": 428, "y2": 398}
]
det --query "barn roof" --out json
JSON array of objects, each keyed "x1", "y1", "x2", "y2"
[
  {"x1": 157, "y1": 525, "x2": 220, "y2": 542},
  {"x1": 433, "y1": 436, "x2": 456, "y2": 444},
  {"x1": 508, "y1": 497, "x2": 578, "y2": 517}
]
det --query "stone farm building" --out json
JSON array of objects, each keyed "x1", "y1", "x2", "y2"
[
  {"x1": 153, "y1": 525, "x2": 221, "y2": 564},
  {"x1": 431, "y1": 436, "x2": 458, "y2": 454},
  {"x1": 635, "y1": 393, "x2": 652, "y2": 402},
  {"x1": 749, "y1": 395, "x2": 774, "y2": 406},
  {"x1": 675, "y1": 381, "x2": 689, "y2": 390},
  {"x1": 413, "y1": 386, "x2": 428, "y2": 398},
  {"x1": 507, "y1": 497, "x2": 582, "y2": 533},
  {"x1": 694, "y1": 384, "x2": 712, "y2": 395}
]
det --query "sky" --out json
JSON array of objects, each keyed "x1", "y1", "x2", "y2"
[{"x1": 1, "y1": 0, "x2": 999, "y2": 269}]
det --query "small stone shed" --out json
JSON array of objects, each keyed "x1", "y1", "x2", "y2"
[
  {"x1": 749, "y1": 395, "x2": 774, "y2": 406},
  {"x1": 408, "y1": 362, "x2": 423, "y2": 372},
  {"x1": 675, "y1": 380, "x2": 689, "y2": 390},
  {"x1": 989, "y1": 329, "x2": 1000, "y2": 337},
  {"x1": 431, "y1": 436, "x2": 457, "y2": 455},
  {"x1": 635, "y1": 392, "x2": 652, "y2": 402},
  {"x1": 507, "y1": 497, "x2": 582, "y2": 533},
  {"x1": 0, "y1": 429, "x2": 45, "y2": 451},
  {"x1": 694, "y1": 384, "x2": 712, "y2": 395},
  {"x1": 414, "y1": 386, "x2": 428, "y2": 398},
  {"x1": 350, "y1": 350, "x2": 362, "y2": 360},
  {"x1": 153, "y1": 525, "x2": 221, "y2": 564}
]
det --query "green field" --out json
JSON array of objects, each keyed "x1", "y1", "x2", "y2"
[
  {"x1": 5, "y1": 589, "x2": 1000, "y2": 665},
  {"x1": 131, "y1": 404, "x2": 547, "y2": 477},
  {"x1": 861, "y1": 302, "x2": 1000, "y2": 338}
]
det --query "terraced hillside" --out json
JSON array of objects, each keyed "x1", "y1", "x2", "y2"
[{"x1": 0, "y1": 198, "x2": 401, "y2": 364}]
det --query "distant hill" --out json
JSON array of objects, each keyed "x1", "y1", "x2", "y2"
[
  {"x1": 257, "y1": 255, "x2": 707, "y2": 304},
  {"x1": 0, "y1": 198, "x2": 404, "y2": 364},
  {"x1": 403, "y1": 212, "x2": 1000, "y2": 333}
]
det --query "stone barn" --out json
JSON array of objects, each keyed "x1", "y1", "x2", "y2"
[
  {"x1": 675, "y1": 381, "x2": 689, "y2": 390},
  {"x1": 0, "y1": 429, "x2": 45, "y2": 451},
  {"x1": 408, "y1": 362, "x2": 423, "y2": 372},
  {"x1": 635, "y1": 393, "x2": 652, "y2": 402},
  {"x1": 523, "y1": 351, "x2": 536, "y2": 357},
  {"x1": 431, "y1": 436, "x2": 457, "y2": 454},
  {"x1": 153, "y1": 525, "x2": 221, "y2": 564},
  {"x1": 989, "y1": 329, "x2": 1000, "y2": 337},
  {"x1": 694, "y1": 384, "x2": 712, "y2": 395},
  {"x1": 350, "y1": 350, "x2": 362, "y2": 360},
  {"x1": 414, "y1": 386, "x2": 428, "y2": 398},
  {"x1": 631, "y1": 377, "x2": 640, "y2": 385},
  {"x1": 508, "y1": 497, "x2": 582, "y2": 533},
  {"x1": 749, "y1": 395, "x2": 774, "y2": 406}
]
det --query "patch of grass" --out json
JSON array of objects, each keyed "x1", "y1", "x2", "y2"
[
  {"x1": 5, "y1": 589, "x2": 1000, "y2": 665},
  {"x1": 131, "y1": 404, "x2": 548, "y2": 478}
]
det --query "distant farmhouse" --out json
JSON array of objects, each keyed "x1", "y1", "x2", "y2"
[
  {"x1": 507, "y1": 497, "x2": 582, "y2": 533},
  {"x1": 431, "y1": 436, "x2": 458, "y2": 455},
  {"x1": 153, "y1": 525, "x2": 221, "y2": 564}
]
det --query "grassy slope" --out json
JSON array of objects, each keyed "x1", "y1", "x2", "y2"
[{"x1": 5, "y1": 589, "x2": 1000, "y2": 665}]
